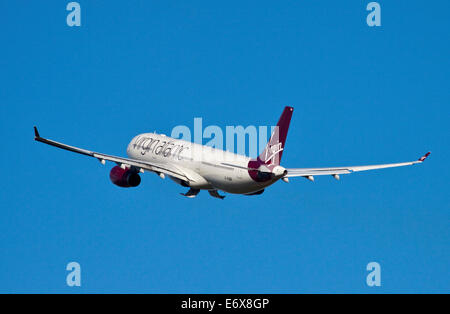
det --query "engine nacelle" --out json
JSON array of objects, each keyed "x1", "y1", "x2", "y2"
[{"x1": 109, "y1": 166, "x2": 141, "y2": 188}]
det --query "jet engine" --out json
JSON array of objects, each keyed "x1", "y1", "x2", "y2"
[{"x1": 109, "y1": 166, "x2": 141, "y2": 188}]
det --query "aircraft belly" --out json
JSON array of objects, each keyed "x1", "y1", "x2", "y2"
[{"x1": 203, "y1": 171, "x2": 272, "y2": 194}]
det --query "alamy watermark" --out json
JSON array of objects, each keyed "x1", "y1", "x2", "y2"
[
  {"x1": 66, "y1": 262, "x2": 81, "y2": 287},
  {"x1": 366, "y1": 262, "x2": 381, "y2": 287},
  {"x1": 366, "y1": 2, "x2": 381, "y2": 27},
  {"x1": 66, "y1": 2, "x2": 81, "y2": 27},
  {"x1": 170, "y1": 118, "x2": 277, "y2": 159}
]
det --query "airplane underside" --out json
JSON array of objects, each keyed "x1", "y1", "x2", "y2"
[
  {"x1": 180, "y1": 186, "x2": 266, "y2": 199},
  {"x1": 180, "y1": 188, "x2": 225, "y2": 199}
]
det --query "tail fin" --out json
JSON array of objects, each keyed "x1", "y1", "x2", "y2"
[{"x1": 259, "y1": 106, "x2": 293, "y2": 165}]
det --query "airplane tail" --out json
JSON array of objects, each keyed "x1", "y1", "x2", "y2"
[{"x1": 258, "y1": 106, "x2": 293, "y2": 166}]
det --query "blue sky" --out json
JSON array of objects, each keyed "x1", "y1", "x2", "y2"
[{"x1": 0, "y1": 1, "x2": 448, "y2": 293}]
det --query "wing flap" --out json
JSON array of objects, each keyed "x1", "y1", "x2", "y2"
[
  {"x1": 285, "y1": 152, "x2": 430, "y2": 178},
  {"x1": 34, "y1": 127, "x2": 190, "y2": 182},
  {"x1": 285, "y1": 169, "x2": 351, "y2": 177}
]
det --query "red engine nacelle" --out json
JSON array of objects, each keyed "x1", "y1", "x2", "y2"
[{"x1": 109, "y1": 166, "x2": 141, "y2": 188}]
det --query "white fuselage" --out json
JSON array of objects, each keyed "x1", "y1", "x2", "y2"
[{"x1": 126, "y1": 133, "x2": 283, "y2": 194}]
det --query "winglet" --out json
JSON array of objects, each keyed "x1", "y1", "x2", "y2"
[
  {"x1": 418, "y1": 152, "x2": 431, "y2": 162},
  {"x1": 34, "y1": 126, "x2": 40, "y2": 139}
]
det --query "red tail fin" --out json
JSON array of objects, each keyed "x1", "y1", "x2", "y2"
[{"x1": 259, "y1": 106, "x2": 293, "y2": 165}]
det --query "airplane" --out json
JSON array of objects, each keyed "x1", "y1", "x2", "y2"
[{"x1": 34, "y1": 106, "x2": 430, "y2": 199}]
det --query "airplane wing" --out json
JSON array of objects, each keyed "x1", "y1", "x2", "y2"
[
  {"x1": 285, "y1": 152, "x2": 430, "y2": 180},
  {"x1": 33, "y1": 126, "x2": 191, "y2": 182}
]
